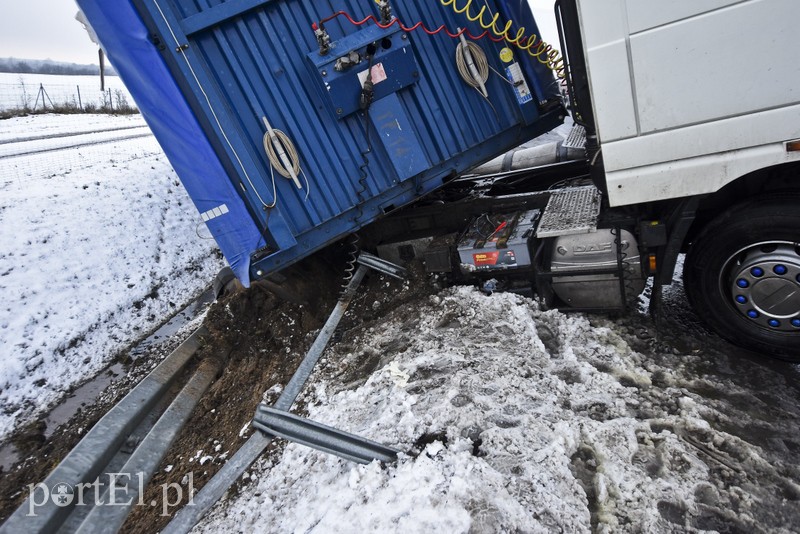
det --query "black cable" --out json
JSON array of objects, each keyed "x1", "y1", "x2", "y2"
[{"x1": 354, "y1": 48, "x2": 376, "y2": 224}]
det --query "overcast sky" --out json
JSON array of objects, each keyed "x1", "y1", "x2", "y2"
[
  {"x1": 0, "y1": 1, "x2": 558, "y2": 65},
  {"x1": 0, "y1": 1, "x2": 99, "y2": 64}
]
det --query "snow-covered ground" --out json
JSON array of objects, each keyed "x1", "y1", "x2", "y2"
[
  {"x1": 0, "y1": 113, "x2": 145, "y2": 142},
  {"x1": 0, "y1": 113, "x2": 223, "y2": 440},
  {"x1": 196, "y1": 284, "x2": 800, "y2": 533}
]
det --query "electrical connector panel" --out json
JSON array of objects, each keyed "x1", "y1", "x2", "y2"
[
  {"x1": 308, "y1": 22, "x2": 428, "y2": 183},
  {"x1": 308, "y1": 24, "x2": 418, "y2": 119}
]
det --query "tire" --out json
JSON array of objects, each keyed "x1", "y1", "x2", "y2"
[{"x1": 683, "y1": 196, "x2": 800, "y2": 362}]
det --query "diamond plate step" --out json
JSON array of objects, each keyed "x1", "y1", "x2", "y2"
[
  {"x1": 536, "y1": 185, "x2": 602, "y2": 238},
  {"x1": 563, "y1": 123, "x2": 586, "y2": 150}
]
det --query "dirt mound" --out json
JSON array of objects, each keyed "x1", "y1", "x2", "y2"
[{"x1": 123, "y1": 250, "x2": 436, "y2": 532}]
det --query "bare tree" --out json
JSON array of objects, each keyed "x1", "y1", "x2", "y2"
[{"x1": 17, "y1": 76, "x2": 31, "y2": 111}]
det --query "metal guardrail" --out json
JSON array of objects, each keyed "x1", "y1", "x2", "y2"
[
  {"x1": 165, "y1": 253, "x2": 406, "y2": 534},
  {"x1": 0, "y1": 269, "x2": 234, "y2": 533},
  {"x1": 0, "y1": 130, "x2": 153, "y2": 159},
  {"x1": 0, "y1": 328, "x2": 206, "y2": 534},
  {"x1": 0, "y1": 122, "x2": 147, "y2": 146},
  {"x1": 76, "y1": 356, "x2": 224, "y2": 534}
]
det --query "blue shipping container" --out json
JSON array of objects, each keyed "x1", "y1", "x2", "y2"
[{"x1": 77, "y1": 0, "x2": 562, "y2": 285}]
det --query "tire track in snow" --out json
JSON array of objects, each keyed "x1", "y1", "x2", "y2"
[
  {"x1": 0, "y1": 128, "x2": 152, "y2": 158},
  {"x1": 0, "y1": 122, "x2": 147, "y2": 146}
]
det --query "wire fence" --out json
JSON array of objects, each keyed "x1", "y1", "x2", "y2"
[
  {"x1": 0, "y1": 133, "x2": 163, "y2": 190},
  {"x1": 0, "y1": 73, "x2": 137, "y2": 113}
]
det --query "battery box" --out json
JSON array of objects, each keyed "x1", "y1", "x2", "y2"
[{"x1": 457, "y1": 210, "x2": 541, "y2": 273}]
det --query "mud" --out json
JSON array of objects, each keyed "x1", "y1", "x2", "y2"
[
  {"x1": 121, "y1": 249, "x2": 436, "y2": 533},
  {"x1": 0, "y1": 241, "x2": 434, "y2": 530}
]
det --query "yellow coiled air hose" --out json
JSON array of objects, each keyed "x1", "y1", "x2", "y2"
[{"x1": 441, "y1": 0, "x2": 565, "y2": 78}]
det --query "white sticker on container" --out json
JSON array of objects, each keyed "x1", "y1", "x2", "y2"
[
  {"x1": 201, "y1": 204, "x2": 229, "y2": 222},
  {"x1": 505, "y1": 62, "x2": 533, "y2": 105},
  {"x1": 358, "y1": 63, "x2": 388, "y2": 87}
]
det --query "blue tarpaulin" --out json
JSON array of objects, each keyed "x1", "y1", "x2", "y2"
[{"x1": 76, "y1": 0, "x2": 266, "y2": 286}]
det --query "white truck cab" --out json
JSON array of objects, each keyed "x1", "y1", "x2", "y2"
[
  {"x1": 556, "y1": 0, "x2": 800, "y2": 357},
  {"x1": 570, "y1": 0, "x2": 800, "y2": 207}
]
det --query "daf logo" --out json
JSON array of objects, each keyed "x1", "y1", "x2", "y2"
[
  {"x1": 574, "y1": 242, "x2": 612, "y2": 254},
  {"x1": 568, "y1": 241, "x2": 630, "y2": 255}
]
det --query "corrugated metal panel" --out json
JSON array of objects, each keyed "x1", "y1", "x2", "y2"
[{"x1": 126, "y1": 0, "x2": 562, "y2": 279}]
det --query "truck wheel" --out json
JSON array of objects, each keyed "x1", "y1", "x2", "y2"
[{"x1": 683, "y1": 197, "x2": 800, "y2": 361}]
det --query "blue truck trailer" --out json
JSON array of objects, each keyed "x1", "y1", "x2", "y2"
[{"x1": 76, "y1": 0, "x2": 563, "y2": 286}]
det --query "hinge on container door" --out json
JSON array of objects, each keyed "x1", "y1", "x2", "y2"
[
  {"x1": 176, "y1": 43, "x2": 189, "y2": 52},
  {"x1": 149, "y1": 33, "x2": 166, "y2": 51}
]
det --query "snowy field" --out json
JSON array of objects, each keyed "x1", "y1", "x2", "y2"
[
  {"x1": 0, "y1": 72, "x2": 134, "y2": 111},
  {"x1": 0, "y1": 113, "x2": 223, "y2": 440}
]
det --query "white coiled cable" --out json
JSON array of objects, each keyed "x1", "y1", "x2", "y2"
[
  {"x1": 455, "y1": 39, "x2": 489, "y2": 96},
  {"x1": 261, "y1": 116, "x2": 310, "y2": 202}
]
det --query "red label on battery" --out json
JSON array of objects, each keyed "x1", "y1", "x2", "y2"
[{"x1": 473, "y1": 252, "x2": 500, "y2": 266}]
